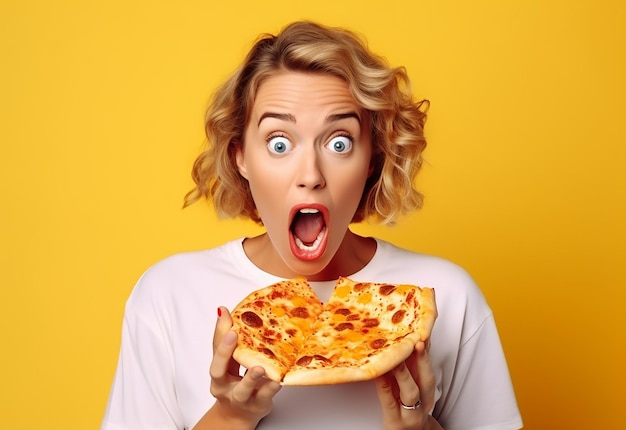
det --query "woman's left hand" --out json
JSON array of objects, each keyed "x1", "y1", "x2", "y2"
[{"x1": 374, "y1": 341, "x2": 442, "y2": 430}]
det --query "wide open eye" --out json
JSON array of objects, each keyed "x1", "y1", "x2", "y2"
[
  {"x1": 267, "y1": 135, "x2": 293, "y2": 155},
  {"x1": 326, "y1": 135, "x2": 353, "y2": 154}
]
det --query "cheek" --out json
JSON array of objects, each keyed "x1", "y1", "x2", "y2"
[
  {"x1": 332, "y1": 165, "x2": 370, "y2": 210},
  {"x1": 246, "y1": 166, "x2": 285, "y2": 214},
  {"x1": 248, "y1": 175, "x2": 275, "y2": 205}
]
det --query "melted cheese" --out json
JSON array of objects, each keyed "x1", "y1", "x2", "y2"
[
  {"x1": 357, "y1": 292, "x2": 372, "y2": 304},
  {"x1": 271, "y1": 306, "x2": 286, "y2": 317},
  {"x1": 334, "y1": 285, "x2": 351, "y2": 298},
  {"x1": 291, "y1": 296, "x2": 309, "y2": 307}
]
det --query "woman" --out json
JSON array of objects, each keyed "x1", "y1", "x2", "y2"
[{"x1": 102, "y1": 21, "x2": 522, "y2": 430}]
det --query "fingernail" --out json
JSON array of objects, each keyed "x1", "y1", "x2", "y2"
[{"x1": 217, "y1": 307, "x2": 222, "y2": 317}]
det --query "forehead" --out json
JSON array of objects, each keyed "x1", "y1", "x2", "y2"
[{"x1": 250, "y1": 71, "x2": 362, "y2": 118}]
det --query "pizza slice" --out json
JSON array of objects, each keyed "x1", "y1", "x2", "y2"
[{"x1": 231, "y1": 276, "x2": 437, "y2": 385}]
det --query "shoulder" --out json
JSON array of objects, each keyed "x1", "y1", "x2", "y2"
[
  {"x1": 125, "y1": 239, "x2": 247, "y2": 314},
  {"x1": 372, "y1": 239, "x2": 477, "y2": 290},
  {"x1": 138, "y1": 238, "x2": 244, "y2": 284}
]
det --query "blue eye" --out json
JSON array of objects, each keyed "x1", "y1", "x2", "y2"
[
  {"x1": 267, "y1": 136, "x2": 293, "y2": 154},
  {"x1": 327, "y1": 135, "x2": 352, "y2": 153}
]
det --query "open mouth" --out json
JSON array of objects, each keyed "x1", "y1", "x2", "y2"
[{"x1": 289, "y1": 206, "x2": 328, "y2": 259}]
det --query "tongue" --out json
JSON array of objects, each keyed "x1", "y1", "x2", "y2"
[{"x1": 292, "y1": 213, "x2": 325, "y2": 245}]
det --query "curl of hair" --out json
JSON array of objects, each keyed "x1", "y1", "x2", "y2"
[{"x1": 184, "y1": 21, "x2": 428, "y2": 225}]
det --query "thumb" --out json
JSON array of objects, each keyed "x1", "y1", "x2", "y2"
[{"x1": 212, "y1": 306, "x2": 234, "y2": 351}]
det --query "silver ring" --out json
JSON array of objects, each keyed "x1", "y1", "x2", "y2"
[{"x1": 400, "y1": 399, "x2": 422, "y2": 410}]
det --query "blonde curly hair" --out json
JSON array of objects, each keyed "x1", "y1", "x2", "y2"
[{"x1": 184, "y1": 21, "x2": 428, "y2": 225}]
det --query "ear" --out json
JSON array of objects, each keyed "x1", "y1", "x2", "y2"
[{"x1": 234, "y1": 140, "x2": 249, "y2": 180}]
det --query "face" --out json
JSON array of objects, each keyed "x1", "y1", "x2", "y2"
[{"x1": 236, "y1": 71, "x2": 373, "y2": 277}]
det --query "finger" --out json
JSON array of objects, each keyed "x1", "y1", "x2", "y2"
[
  {"x1": 212, "y1": 306, "x2": 233, "y2": 350},
  {"x1": 393, "y1": 361, "x2": 420, "y2": 406},
  {"x1": 209, "y1": 330, "x2": 239, "y2": 381},
  {"x1": 232, "y1": 366, "x2": 281, "y2": 404},
  {"x1": 256, "y1": 377, "x2": 282, "y2": 402},
  {"x1": 415, "y1": 341, "x2": 435, "y2": 407},
  {"x1": 374, "y1": 373, "x2": 401, "y2": 411},
  {"x1": 212, "y1": 307, "x2": 240, "y2": 377},
  {"x1": 405, "y1": 347, "x2": 419, "y2": 381}
]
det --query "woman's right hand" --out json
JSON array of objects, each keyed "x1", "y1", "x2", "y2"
[{"x1": 195, "y1": 306, "x2": 281, "y2": 430}]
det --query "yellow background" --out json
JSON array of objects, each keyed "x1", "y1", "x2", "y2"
[{"x1": 1, "y1": 1, "x2": 624, "y2": 428}]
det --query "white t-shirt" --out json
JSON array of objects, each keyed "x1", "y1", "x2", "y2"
[{"x1": 101, "y1": 238, "x2": 523, "y2": 430}]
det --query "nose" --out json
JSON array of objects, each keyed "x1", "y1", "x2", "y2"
[{"x1": 296, "y1": 148, "x2": 326, "y2": 190}]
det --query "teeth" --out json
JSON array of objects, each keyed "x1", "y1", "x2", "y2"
[
  {"x1": 294, "y1": 228, "x2": 325, "y2": 251},
  {"x1": 299, "y1": 208, "x2": 319, "y2": 214}
]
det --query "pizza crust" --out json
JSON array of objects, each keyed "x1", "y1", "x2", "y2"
[
  {"x1": 232, "y1": 346, "x2": 286, "y2": 383},
  {"x1": 413, "y1": 287, "x2": 437, "y2": 340},
  {"x1": 283, "y1": 334, "x2": 418, "y2": 385}
]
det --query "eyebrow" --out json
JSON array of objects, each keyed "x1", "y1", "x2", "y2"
[
  {"x1": 258, "y1": 112, "x2": 296, "y2": 126},
  {"x1": 325, "y1": 112, "x2": 361, "y2": 125},
  {"x1": 257, "y1": 111, "x2": 361, "y2": 126}
]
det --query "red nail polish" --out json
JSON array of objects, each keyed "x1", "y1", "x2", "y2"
[{"x1": 217, "y1": 307, "x2": 222, "y2": 317}]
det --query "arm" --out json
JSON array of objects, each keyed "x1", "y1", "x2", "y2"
[
  {"x1": 375, "y1": 341, "x2": 444, "y2": 430},
  {"x1": 434, "y1": 315, "x2": 522, "y2": 429},
  {"x1": 193, "y1": 307, "x2": 281, "y2": 430},
  {"x1": 102, "y1": 298, "x2": 186, "y2": 429}
]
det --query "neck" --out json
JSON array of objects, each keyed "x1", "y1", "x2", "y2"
[{"x1": 242, "y1": 230, "x2": 377, "y2": 281}]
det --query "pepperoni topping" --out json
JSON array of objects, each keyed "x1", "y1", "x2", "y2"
[
  {"x1": 313, "y1": 354, "x2": 331, "y2": 363},
  {"x1": 363, "y1": 318, "x2": 380, "y2": 327},
  {"x1": 241, "y1": 311, "x2": 263, "y2": 328},
  {"x1": 379, "y1": 284, "x2": 396, "y2": 295},
  {"x1": 296, "y1": 356, "x2": 313, "y2": 366},
  {"x1": 354, "y1": 282, "x2": 368, "y2": 291},
  {"x1": 347, "y1": 313, "x2": 360, "y2": 321},
  {"x1": 286, "y1": 329, "x2": 297, "y2": 337},
  {"x1": 392, "y1": 309, "x2": 406, "y2": 324},
  {"x1": 406, "y1": 289, "x2": 415, "y2": 301},
  {"x1": 291, "y1": 307, "x2": 310, "y2": 318},
  {"x1": 269, "y1": 289, "x2": 287, "y2": 300},
  {"x1": 261, "y1": 347, "x2": 276, "y2": 358},
  {"x1": 335, "y1": 322, "x2": 354, "y2": 331},
  {"x1": 334, "y1": 308, "x2": 351, "y2": 315},
  {"x1": 370, "y1": 338, "x2": 387, "y2": 349}
]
